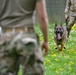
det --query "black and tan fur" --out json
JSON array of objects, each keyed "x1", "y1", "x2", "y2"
[{"x1": 54, "y1": 23, "x2": 67, "y2": 52}]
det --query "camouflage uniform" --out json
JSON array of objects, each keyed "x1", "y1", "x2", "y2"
[
  {"x1": 65, "y1": 0, "x2": 76, "y2": 37},
  {"x1": 0, "y1": 0, "x2": 44, "y2": 75},
  {"x1": 0, "y1": 31, "x2": 44, "y2": 75}
]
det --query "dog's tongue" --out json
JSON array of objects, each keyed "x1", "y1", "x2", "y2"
[{"x1": 58, "y1": 34, "x2": 61, "y2": 40}]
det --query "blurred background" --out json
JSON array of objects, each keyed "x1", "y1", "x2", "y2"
[{"x1": 46, "y1": 0, "x2": 66, "y2": 23}]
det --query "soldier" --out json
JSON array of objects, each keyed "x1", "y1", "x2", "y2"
[
  {"x1": 0, "y1": 0, "x2": 49, "y2": 75},
  {"x1": 65, "y1": 0, "x2": 76, "y2": 37}
]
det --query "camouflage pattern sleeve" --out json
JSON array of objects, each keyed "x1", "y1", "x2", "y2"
[{"x1": 65, "y1": 0, "x2": 70, "y2": 16}]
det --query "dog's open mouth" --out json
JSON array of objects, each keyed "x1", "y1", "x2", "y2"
[{"x1": 57, "y1": 33, "x2": 62, "y2": 40}]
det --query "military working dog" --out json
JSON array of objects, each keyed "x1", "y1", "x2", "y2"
[{"x1": 54, "y1": 23, "x2": 67, "y2": 52}]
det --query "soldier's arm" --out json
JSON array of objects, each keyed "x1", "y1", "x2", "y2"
[
  {"x1": 36, "y1": 0, "x2": 49, "y2": 55},
  {"x1": 65, "y1": 0, "x2": 70, "y2": 19}
]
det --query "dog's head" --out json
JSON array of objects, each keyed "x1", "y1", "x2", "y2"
[{"x1": 54, "y1": 23, "x2": 64, "y2": 40}]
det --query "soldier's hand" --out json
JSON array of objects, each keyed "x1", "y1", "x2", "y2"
[
  {"x1": 65, "y1": 15, "x2": 69, "y2": 19},
  {"x1": 42, "y1": 41, "x2": 49, "y2": 56}
]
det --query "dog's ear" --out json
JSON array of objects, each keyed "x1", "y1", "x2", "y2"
[
  {"x1": 60, "y1": 23, "x2": 64, "y2": 30},
  {"x1": 54, "y1": 23, "x2": 57, "y2": 32},
  {"x1": 60, "y1": 23, "x2": 62, "y2": 27},
  {"x1": 55, "y1": 23, "x2": 57, "y2": 27}
]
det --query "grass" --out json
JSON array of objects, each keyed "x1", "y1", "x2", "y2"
[{"x1": 18, "y1": 23, "x2": 76, "y2": 75}]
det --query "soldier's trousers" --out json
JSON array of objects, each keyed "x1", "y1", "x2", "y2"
[
  {"x1": 66, "y1": 15, "x2": 76, "y2": 36},
  {"x1": 0, "y1": 31, "x2": 44, "y2": 75}
]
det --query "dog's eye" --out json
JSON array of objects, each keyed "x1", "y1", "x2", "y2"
[{"x1": 59, "y1": 28, "x2": 61, "y2": 30}]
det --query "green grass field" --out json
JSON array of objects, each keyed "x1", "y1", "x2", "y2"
[{"x1": 18, "y1": 23, "x2": 76, "y2": 75}]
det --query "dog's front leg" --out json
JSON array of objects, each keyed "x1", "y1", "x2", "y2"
[
  {"x1": 60, "y1": 44, "x2": 64, "y2": 52},
  {"x1": 56, "y1": 45, "x2": 61, "y2": 51}
]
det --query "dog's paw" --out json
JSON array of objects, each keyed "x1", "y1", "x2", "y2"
[
  {"x1": 64, "y1": 47, "x2": 66, "y2": 49},
  {"x1": 55, "y1": 47, "x2": 57, "y2": 49}
]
